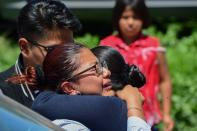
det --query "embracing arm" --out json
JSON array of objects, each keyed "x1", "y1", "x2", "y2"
[{"x1": 32, "y1": 91, "x2": 127, "y2": 131}]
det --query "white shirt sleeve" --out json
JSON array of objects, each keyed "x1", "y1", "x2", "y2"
[
  {"x1": 127, "y1": 116, "x2": 151, "y2": 131},
  {"x1": 52, "y1": 119, "x2": 90, "y2": 131}
]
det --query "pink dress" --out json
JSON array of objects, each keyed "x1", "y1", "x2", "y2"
[{"x1": 100, "y1": 34, "x2": 164, "y2": 126}]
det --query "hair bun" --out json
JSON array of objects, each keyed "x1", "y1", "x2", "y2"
[{"x1": 128, "y1": 64, "x2": 146, "y2": 88}]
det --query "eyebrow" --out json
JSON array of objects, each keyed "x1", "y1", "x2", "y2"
[
  {"x1": 79, "y1": 60, "x2": 97, "y2": 70},
  {"x1": 75, "y1": 61, "x2": 98, "y2": 75},
  {"x1": 26, "y1": 38, "x2": 58, "y2": 52},
  {"x1": 66, "y1": 61, "x2": 98, "y2": 81}
]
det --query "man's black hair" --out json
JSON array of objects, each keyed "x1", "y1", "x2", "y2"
[{"x1": 18, "y1": 0, "x2": 81, "y2": 40}]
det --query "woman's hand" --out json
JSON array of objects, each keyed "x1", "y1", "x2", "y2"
[
  {"x1": 116, "y1": 85, "x2": 143, "y2": 102},
  {"x1": 116, "y1": 85, "x2": 145, "y2": 119}
]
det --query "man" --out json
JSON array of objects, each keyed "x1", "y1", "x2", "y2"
[{"x1": 0, "y1": 0, "x2": 81, "y2": 107}]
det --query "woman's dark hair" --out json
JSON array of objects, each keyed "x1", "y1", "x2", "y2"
[
  {"x1": 113, "y1": 0, "x2": 150, "y2": 32},
  {"x1": 43, "y1": 43, "x2": 84, "y2": 90},
  {"x1": 92, "y1": 46, "x2": 146, "y2": 91},
  {"x1": 7, "y1": 43, "x2": 85, "y2": 91},
  {"x1": 18, "y1": 0, "x2": 81, "y2": 41}
]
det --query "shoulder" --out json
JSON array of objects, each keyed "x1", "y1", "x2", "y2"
[
  {"x1": 34, "y1": 92, "x2": 126, "y2": 109},
  {"x1": 32, "y1": 92, "x2": 127, "y2": 118},
  {"x1": 33, "y1": 92, "x2": 127, "y2": 131},
  {"x1": 100, "y1": 35, "x2": 121, "y2": 46},
  {"x1": 0, "y1": 65, "x2": 16, "y2": 92},
  {"x1": 142, "y1": 35, "x2": 160, "y2": 47},
  {"x1": 0, "y1": 65, "x2": 15, "y2": 81},
  {"x1": 0, "y1": 67, "x2": 33, "y2": 108}
]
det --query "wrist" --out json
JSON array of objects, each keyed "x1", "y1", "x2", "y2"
[
  {"x1": 162, "y1": 110, "x2": 171, "y2": 116},
  {"x1": 125, "y1": 95, "x2": 142, "y2": 107},
  {"x1": 128, "y1": 105, "x2": 143, "y2": 112},
  {"x1": 163, "y1": 113, "x2": 171, "y2": 118},
  {"x1": 127, "y1": 105, "x2": 145, "y2": 119}
]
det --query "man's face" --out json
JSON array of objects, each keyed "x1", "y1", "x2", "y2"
[{"x1": 21, "y1": 29, "x2": 73, "y2": 67}]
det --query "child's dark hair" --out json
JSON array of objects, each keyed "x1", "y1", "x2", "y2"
[
  {"x1": 113, "y1": 0, "x2": 151, "y2": 31},
  {"x1": 92, "y1": 46, "x2": 146, "y2": 91}
]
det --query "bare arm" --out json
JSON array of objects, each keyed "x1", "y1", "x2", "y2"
[{"x1": 157, "y1": 51, "x2": 174, "y2": 131}]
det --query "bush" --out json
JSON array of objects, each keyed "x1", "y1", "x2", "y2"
[
  {"x1": 75, "y1": 33, "x2": 99, "y2": 48},
  {"x1": 0, "y1": 35, "x2": 19, "y2": 71}
]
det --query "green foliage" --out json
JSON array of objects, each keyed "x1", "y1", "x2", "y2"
[
  {"x1": 75, "y1": 33, "x2": 99, "y2": 48},
  {"x1": 0, "y1": 35, "x2": 19, "y2": 72}
]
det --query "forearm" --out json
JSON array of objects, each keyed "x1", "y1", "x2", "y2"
[
  {"x1": 157, "y1": 52, "x2": 172, "y2": 116},
  {"x1": 126, "y1": 96, "x2": 145, "y2": 120},
  {"x1": 160, "y1": 80, "x2": 172, "y2": 115}
]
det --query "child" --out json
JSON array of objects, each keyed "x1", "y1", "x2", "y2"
[{"x1": 100, "y1": 0, "x2": 174, "y2": 130}]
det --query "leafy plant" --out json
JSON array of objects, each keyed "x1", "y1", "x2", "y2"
[
  {"x1": 75, "y1": 33, "x2": 99, "y2": 48},
  {"x1": 0, "y1": 35, "x2": 19, "y2": 71}
]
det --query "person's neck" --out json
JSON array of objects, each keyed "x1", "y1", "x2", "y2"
[
  {"x1": 120, "y1": 33, "x2": 141, "y2": 45},
  {"x1": 17, "y1": 54, "x2": 26, "y2": 71},
  {"x1": 22, "y1": 57, "x2": 29, "y2": 69},
  {"x1": 22, "y1": 56, "x2": 34, "y2": 69}
]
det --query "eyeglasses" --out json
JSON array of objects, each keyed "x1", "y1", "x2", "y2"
[
  {"x1": 66, "y1": 61, "x2": 108, "y2": 81},
  {"x1": 26, "y1": 38, "x2": 57, "y2": 52}
]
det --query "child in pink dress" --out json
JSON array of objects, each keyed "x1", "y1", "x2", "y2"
[{"x1": 100, "y1": 0, "x2": 174, "y2": 130}]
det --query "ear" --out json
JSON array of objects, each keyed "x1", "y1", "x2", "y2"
[
  {"x1": 18, "y1": 38, "x2": 30, "y2": 57},
  {"x1": 60, "y1": 81, "x2": 80, "y2": 95}
]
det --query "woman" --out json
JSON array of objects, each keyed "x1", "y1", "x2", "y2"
[{"x1": 7, "y1": 43, "x2": 149, "y2": 131}]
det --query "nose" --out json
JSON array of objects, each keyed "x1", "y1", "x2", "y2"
[
  {"x1": 128, "y1": 17, "x2": 134, "y2": 25},
  {"x1": 102, "y1": 67, "x2": 111, "y2": 78}
]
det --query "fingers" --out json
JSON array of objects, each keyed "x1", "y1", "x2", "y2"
[
  {"x1": 166, "y1": 120, "x2": 174, "y2": 131},
  {"x1": 163, "y1": 115, "x2": 174, "y2": 131}
]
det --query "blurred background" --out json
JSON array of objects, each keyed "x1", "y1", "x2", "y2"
[{"x1": 0, "y1": 0, "x2": 197, "y2": 130}]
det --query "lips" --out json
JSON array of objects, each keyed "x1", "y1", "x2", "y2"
[
  {"x1": 126, "y1": 27, "x2": 136, "y2": 32},
  {"x1": 127, "y1": 27, "x2": 133, "y2": 31},
  {"x1": 103, "y1": 80, "x2": 112, "y2": 91}
]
